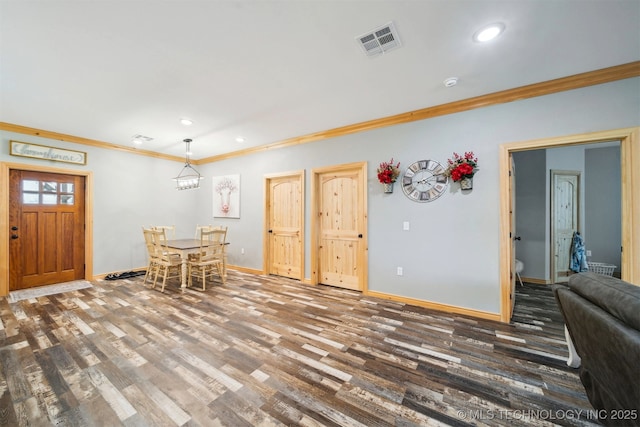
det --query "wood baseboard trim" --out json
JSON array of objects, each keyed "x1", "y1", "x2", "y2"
[
  {"x1": 521, "y1": 276, "x2": 551, "y2": 285},
  {"x1": 365, "y1": 290, "x2": 501, "y2": 322},
  {"x1": 227, "y1": 265, "x2": 264, "y2": 275}
]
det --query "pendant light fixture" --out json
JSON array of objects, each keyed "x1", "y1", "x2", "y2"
[{"x1": 173, "y1": 138, "x2": 203, "y2": 190}]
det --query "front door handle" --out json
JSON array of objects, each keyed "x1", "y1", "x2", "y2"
[
  {"x1": 11, "y1": 234, "x2": 18, "y2": 239},
  {"x1": 11, "y1": 226, "x2": 18, "y2": 231}
]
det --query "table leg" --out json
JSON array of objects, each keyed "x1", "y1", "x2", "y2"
[
  {"x1": 223, "y1": 254, "x2": 227, "y2": 279},
  {"x1": 181, "y1": 258, "x2": 188, "y2": 292}
]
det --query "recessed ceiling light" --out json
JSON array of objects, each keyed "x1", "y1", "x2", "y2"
[
  {"x1": 443, "y1": 77, "x2": 458, "y2": 87},
  {"x1": 180, "y1": 118, "x2": 193, "y2": 126},
  {"x1": 235, "y1": 137, "x2": 245, "y2": 143},
  {"x1": 473, "y1": 23, "x2": 505, "y2": 42}
]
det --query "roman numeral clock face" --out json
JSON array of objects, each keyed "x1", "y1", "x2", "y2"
[{"x1": 401, "y1": 160, "x2": 449, "y2": 202}]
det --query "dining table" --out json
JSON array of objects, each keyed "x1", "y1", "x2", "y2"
[{"x1": 164, "y1": 239, "x2": 228, "y2": 291}]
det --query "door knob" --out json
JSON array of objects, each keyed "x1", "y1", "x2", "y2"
[
  {"x1": 11, "y1": 234, "x2": 18, "y2": 239},
  {"x1": 11, "y1": 226, "x2": 18, "y2": 231}
]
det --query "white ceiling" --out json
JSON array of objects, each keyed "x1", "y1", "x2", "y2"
[{"x1": 1, "y1": 1, "x2": 639, "y2": 160}]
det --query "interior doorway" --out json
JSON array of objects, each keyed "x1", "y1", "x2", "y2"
[{"x1": 499, "y1": 127, "x2": 638, "y2": 323}]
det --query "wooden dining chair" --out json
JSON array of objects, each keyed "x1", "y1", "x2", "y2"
[
  {"x1": 152, "y1": 225, "x2": 175, "y2": 240},
  {"x1": 194, "y1": 224, "x2": 213, "y2": 239},
  {"x1": 142, "y1": 227, "x2": 159, "y2": 285},
  {"x1": 150, "y1": 228, "x2": 182, "y2": 292},
  {"x1": 188, "y1": 228, "x2": 226, "y2": 290},
  {"x1": 212, "y1": 226, "x2": 228, "y2": 278},
  {"x1": 189, "y1": 224, "x2": 214, "y2": 261},
  {"x1": 151, "y1": 225, "x2": 180, "y2": 260}
]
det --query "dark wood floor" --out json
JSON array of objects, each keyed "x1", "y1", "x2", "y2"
[{"x1": 0, "y1": 272, "x2": 600, "y2": 426}]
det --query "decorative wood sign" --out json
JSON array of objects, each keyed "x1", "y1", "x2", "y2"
[{"x1": 9, "y1": 140, "x2": 87, "y2": 165}]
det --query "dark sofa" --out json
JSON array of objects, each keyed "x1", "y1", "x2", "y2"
[{"x1": 553, "y1": 272, "x2": 640, "y2": 426}]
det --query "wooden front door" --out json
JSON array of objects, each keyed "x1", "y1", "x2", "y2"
[
  {"x1": 9, "y1": 170, "x2": 86, "y2": 290},
  {"x1": 551, "y1": 170, "x2": 579, "y2": 283},
  {"x1": 265, "y1": 171, "x2": 304, "y2": 280},
  {"x1": 313, "y1": 162, "x2": 367, "y2": 291}
]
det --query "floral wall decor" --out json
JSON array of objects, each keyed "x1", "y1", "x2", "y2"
[
  {"x1": 444, "y1": 152, "x2": 478, "y2": 190},
  {"x1": 377, "y1": 158, "x2": 400, "y2": 193},
  {"x1": 213, "y1": 174, "x2": 240, "y2": 218}
]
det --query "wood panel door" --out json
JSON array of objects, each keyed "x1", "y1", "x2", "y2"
[
  {"x1": 551, "y1": 170, "x2": 579, "y2": 283},
  {"x1": 9, "y1": 170, "x2": 86, "y2": 290},
  {"x1": 312, "y1": 162, "x2": 367, "y2": 291},
  {"x1": 265, "y1": 171, "x2": 304, "y2": 280}
]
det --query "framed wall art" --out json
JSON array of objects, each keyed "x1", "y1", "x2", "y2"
[{"x1": 212, "y1": 174, "x2": 240, "y2": 218}]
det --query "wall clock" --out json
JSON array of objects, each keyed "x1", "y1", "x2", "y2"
[{"x1": 401, "y1": 159, "x2": 448, "y2": 202}]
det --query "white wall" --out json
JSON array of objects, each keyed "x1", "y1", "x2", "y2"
[
  {"x1": 585, "y1": 145, "x2": 622, "y2": 271},
  {"x1": 2, "y1": 77, "x2": 638, "y2": 315}
]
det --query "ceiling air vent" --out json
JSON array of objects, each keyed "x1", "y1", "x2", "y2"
[
  {"x1": 356, "y1": 21, "x2": 402, "y2": 57},
  {"x1": 131, "y1": 134, "x2": 154, "y2": 143}
]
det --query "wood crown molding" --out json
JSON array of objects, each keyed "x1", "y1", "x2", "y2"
[
  {"x1": 0, "y1": 123, "x2": 185, "y2": 163},
  {"x1": 201, "y1": 61, "x2": 640, "y2": 163},
  {"x1": 2, "y1": 61, "x2": 639, "y2": 164}
]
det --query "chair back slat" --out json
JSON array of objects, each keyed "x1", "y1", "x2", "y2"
[
  {"x1": 195, "y1": 224, "x2": 213, "y2": 239},
  {"x1": 152, "y1": 225, "x2": 175, "y2": 241},
  {"x1": 142, "y1": 227, "x2": 156, "y2": 258}
]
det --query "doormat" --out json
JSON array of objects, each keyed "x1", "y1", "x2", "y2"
[{"x1": 8, "y1": 280, "x2": 93, "y2": 303}]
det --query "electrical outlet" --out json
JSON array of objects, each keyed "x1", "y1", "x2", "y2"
[
  {"x1": 241, "y1": 248, "x2": 245, "y2": 255},
  {"x1": 397, "y1": 267, "x2": 403, "y2": 276},
  {"x1": 403, "y1": 221, "x2": 410, "y2": 231},
  {"x1": 586, "y1": 250, "x2": 592, "y2": 256}
]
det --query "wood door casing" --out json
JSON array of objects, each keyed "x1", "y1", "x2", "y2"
[
  {"x1": 509, "y1": 156, "x2": 516, "y2": 318},
  {"x1": 9, "y1": 169, "x2": 86, "y2": 290},
  {"x1": 265, "y1": 171, "x2": 304, "y2": 280},
  {"x1": 312, "y1": 162, "x2": 367, "y2": 291}
]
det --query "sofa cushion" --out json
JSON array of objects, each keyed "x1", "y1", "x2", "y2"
[{"x1": 568, "y1": 272, "x2": 640, "y2": 330}]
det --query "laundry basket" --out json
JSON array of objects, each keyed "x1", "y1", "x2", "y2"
[{"x1": 587, "y1": 262, "x2": 616, "y2": 276}]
